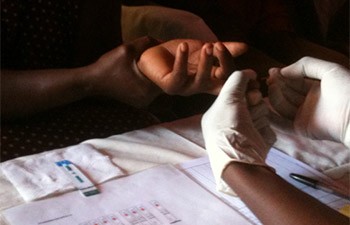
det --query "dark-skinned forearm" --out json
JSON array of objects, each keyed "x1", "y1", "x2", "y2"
[
  {"x1": 1, "y1": 67, "x2": 92, "y2": 120},
  {"x1": 223, "y1": 163, "x2": 348, "y2": 225}
]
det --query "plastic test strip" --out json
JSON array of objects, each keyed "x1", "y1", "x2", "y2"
[{"x1": 55, "y1": 160, "x2": 100, "y2": 197}]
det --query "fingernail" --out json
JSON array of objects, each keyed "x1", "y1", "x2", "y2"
[
  {"x1": 205, "y1": 44, "x2": 213, "y2": 55},
  {"x1": 247, "y1": 89, "x2": 262, "y2": 105},
  {"x1": 268, "y1": 67, "x2": 280, "y2": 75},
  {"x1": 180, "y1": 42, "x2": 188, "y2": 52},
  {"x1": 215, "y1": 42, "x2": 225, "y2": 51}
]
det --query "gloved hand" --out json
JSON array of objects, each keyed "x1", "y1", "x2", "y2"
[
  {"x1": 267, "y1": 57, "x2": 350, "y2": 149},
  {"x1": 201, "y1": 70, "x2": 276, "y2": 195}
]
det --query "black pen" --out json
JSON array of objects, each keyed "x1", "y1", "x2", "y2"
[{"x1": 289, "y1": 173, "x2": 350, "y2": 200}]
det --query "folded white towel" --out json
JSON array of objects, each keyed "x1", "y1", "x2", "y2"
[{"x1": 1, "y1": 144, "x2": 124, "y2": 202}]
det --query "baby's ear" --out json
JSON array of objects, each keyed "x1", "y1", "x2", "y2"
[{"x1": 223, "y1": 42, "x2": 249, "y2": 57}]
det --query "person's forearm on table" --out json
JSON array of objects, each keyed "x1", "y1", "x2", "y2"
[{"x1": 222, "y1": 162, "x2": 348, "y2": 225}]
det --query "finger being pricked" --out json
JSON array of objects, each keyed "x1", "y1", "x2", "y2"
[
  {"x1": 246, "y1": 89, "x2": 262, "y2": 106},
  {"x1": 212, "y1": 42, "x2": 235, "y2": 80},
  {"x1": 273, "y1": 65, "x2": 312, "y2": 95},
  {"x1": 249, "y1": 101, "x2": 270, "y2": 129},
  {"x1": 268, "y1": 68, "x2": 306, "y2": 106},
  {"x1": 268, "y1": 79, "x2": 298, "y2": 119}
]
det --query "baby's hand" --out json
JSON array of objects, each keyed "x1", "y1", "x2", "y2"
[{"x1": 137, "y1": 39, "x2": 247, "y2": 95}]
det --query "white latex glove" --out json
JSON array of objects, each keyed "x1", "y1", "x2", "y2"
[
  {"x1": 201, "y1": 69, "x2": 276, "y2": 196},
  {"x1": 267, "y1": 57, "x2": 350, "y2": 149}
]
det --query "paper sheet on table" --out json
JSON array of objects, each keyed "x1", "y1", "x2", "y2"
[
  {"x1": 2, "y1": 164, "x2": 252, "y2": 225},
  {"x1": 178, "y1": 147, "x2": 350, "y2": 225}
]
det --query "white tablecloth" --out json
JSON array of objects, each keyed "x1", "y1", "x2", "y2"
[{"x1": 1, "y1": 114, "x2": 349, "y2": 225}]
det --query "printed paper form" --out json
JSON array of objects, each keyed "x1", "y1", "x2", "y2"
[
  {"x1": 2, "y1": 165, "x2": 252, "y2": 225},
  {"x1": 178, "y1": 147, "x2": 350, "y2": 225}
]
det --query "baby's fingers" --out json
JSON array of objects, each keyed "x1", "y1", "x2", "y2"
[
  {"x1": 213, "y1": 42, "x2": 235, "y2": 80},
  {"x1": 163, "y1": 42, "x2": 189, "y2": 95},
  {"x1": 195, "y1": 43, "x2": 214, "y2": 85}
]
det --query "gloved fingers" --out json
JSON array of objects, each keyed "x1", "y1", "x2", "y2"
[
  {"x1": 212, "y1": 42, "x2": 235, "y2": 80},
  {"x1": 267, "y1": 67, "x2": 304, "y2": 118},
  {"x1": 249, "y1": 101, "x2": 269, "y2": 122},
  {"x1": 219, "y1": 69, "x2": 257, "y2": 102},
  {"x1": 253, "y1": 116, "x2": 270, "y2": 131},
  {"x1": 258, "y1": 126, "x2": 276, "y2": 148},
  {"x1": 281, "y1": 83, "x2": 306, "y2": 106},
  {"x1": 280, "y1": 56, "x2": 344, "y2": 81},
  {"x1": 250, "y1": 102, "x2": 270, "y2": 131},
  {"x1": 268, "y1": 78, "x2": 299, "y2": 119},
  {"x1": 268, "y1": 111, "x2": 295, "y2": 134},
  {"x1": 268, "y1": 67, "x2": 310, "y2": 95}
]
